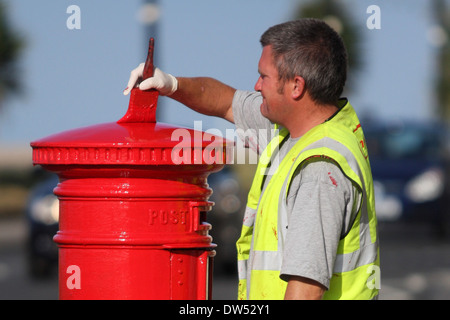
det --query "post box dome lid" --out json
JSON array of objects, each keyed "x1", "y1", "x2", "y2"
[
  {"x1": 31, "y1": 90, "x2": 232, "y2": 166},
  {"x1": 31, "y1": 120, "x2": 231, "y2": 166}
]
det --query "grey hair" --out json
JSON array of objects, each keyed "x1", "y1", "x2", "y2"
[{"x1": 260, "y1": 18, "x2": 347, "y2": 105}]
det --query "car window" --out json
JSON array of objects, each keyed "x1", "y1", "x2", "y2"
[{"x1": 365, "y1": 126, "x2": 441, "y2": 160}]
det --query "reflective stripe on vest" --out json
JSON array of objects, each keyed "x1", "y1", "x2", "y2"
[{"x1": 236, "y1": 100, "x2": 379, "y2": 300}]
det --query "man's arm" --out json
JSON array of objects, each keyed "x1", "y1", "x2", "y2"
[
  {"x1": 171, "y1": 77, "x2": 236, "y2": 123},
  {"x1": 284, "y1": 276, "x2": 326, "y2": 300}
]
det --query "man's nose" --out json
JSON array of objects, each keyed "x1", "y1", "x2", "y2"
[{"x1": 254, "y1": 76, "x2": 262, "y2": 92}]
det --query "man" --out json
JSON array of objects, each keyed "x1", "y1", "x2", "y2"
[{"x1": 124, "y1": 18, "x2": 380, "y2": 300}]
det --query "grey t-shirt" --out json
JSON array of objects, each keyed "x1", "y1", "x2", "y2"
[{"x1": 232, "y1": 90, "x2": 361, "y2": 289}]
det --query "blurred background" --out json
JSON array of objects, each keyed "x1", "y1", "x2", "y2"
[{"x1": 1, "y1": 0, "x2": 450, "y2": 300}]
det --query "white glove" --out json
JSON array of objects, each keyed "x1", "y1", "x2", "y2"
[{"x1": 123, "y1": 63, "x2": 178, "y2": 96}]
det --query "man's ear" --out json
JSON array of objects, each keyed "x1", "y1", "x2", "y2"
[{"x1": 291, "y1": 76, "x2": 306, "y2": 100}]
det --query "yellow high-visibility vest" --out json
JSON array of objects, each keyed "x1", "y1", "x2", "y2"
[{"x1": 236, "y1": 99, "x2": 380, "y2": 300}]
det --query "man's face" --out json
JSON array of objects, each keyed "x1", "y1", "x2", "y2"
[{"x1": 254, "y1": 45, "x2": 290, "y2": 124}]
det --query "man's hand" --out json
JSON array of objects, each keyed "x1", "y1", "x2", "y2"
[{"x1": 123, "y1": 63, "x2": 178, "y2": 96}]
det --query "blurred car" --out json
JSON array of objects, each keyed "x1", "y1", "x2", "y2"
[
  {"x1": 364, "y1": 120, "x2": 450, "y2": 235},
  {"x1": 25, "y1": 172, "x2": 59, "y2": 278}
]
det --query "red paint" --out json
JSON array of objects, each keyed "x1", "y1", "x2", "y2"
[
  {"x1": 30, "y1": 38, "x2": 233, "y2": 300},
  {"x1": 328, "y1": 172, "x2": 338, "y2": 187}
]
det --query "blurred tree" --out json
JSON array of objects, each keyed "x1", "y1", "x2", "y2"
[
  {"x1": 0, "y1": 0, "x2": 24, "y2": 111},
  {"x1": 432, "y1": 0, "x2": 450, "y2": 121},
  {"x1": 293, "y1": 0, "x2": 362, "y2": 91}
]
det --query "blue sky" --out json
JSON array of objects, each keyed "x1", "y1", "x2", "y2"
[{"x1": 0, "y1": 0, "x2": 446, "y2": 147}]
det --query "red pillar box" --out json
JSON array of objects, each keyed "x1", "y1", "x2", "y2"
[{"x1": 30, "y1": 39, "x2": 233, "y2": 300}]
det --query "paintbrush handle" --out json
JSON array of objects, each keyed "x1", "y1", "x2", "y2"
[{"x1": 143, "y1": 38, "x2": 155, "y2": 80}]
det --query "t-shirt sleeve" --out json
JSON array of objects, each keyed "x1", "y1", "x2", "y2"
[
  {"x1": 231, "y1": 90, "x2": 274, "y2": 155},
  {"x1": 279, "y1": 160, "x2": 361, "y2": 289}
]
